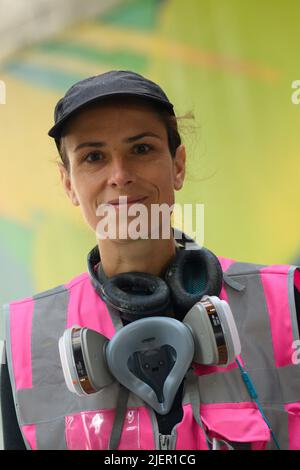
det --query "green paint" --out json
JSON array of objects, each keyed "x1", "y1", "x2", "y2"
[
  {"x1": 0, "y1": 217, "x2": 34, "y2": 306},
  {"x1": 0, "y1": 217, "x2": 33, "y2": 266},
  {"x1": 36, "y1": 41, "x2": 147, "y2": 71},
  {"x1": 5, "y1": 61, "x2": 85, "y2": 90},
  {"x1": 33, "y1": 210, "x2": 95, "y2": 291},
  {"x1": 97, "y1": 0, "x2": 163, "y2": 31}
]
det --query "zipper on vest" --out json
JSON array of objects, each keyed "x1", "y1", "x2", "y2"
[
  {"x1": 159, "y1": 434, "x2": 172, "y2": 450},
  {"x1": 149, "y1": 407, "x2": 178, "y2": 450}
]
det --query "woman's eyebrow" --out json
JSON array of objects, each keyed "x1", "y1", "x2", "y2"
[
  {"x1": 126, "y1": 132, "x2": 161, "y2": 143},
  {"x1": 74, "y1": 132, "x2": 161, "y2": 152}
]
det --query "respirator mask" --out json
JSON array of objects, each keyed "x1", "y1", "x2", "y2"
[{"x1": 59, "y1": 234, "x2": 241, "y2": 415}]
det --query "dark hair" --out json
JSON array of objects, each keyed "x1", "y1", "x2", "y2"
[{"x1": 56, "y1": 98, "x2": 193, "y2": 172}]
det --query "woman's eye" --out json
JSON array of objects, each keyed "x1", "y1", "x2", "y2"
[
  {"x1": 133, "y1": 143, "x2": 152, "y2": 154},
  {"x1": 85, "y1": 152, "x2": 103, "y2": 163}
]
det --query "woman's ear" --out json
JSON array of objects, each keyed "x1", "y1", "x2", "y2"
[
  {"x1": 57, "y1": 162, "x2": 80, "y2": 206},
  {"x1": 173, "y1": 144, "x2": 186, "y2": 191}
]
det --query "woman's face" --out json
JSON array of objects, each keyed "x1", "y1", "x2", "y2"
[{"x1": 58, "y1": 98, "x2": 186, "y2": 239}]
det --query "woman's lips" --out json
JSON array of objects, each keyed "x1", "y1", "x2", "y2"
[
  {"x1": 105, "y1": 196, "x2": 148, "y2": 206},
  {"x1": 104, "y1": 196, "x2": 147, "y2": 209}
]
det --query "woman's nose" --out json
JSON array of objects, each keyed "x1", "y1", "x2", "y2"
[{"x1": 107, "y1": 157, "x2": 135, "y2": 188}]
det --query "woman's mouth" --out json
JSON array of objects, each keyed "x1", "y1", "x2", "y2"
[{"x1": 105, "y1": 196, "x2": 148, "y2": 207}]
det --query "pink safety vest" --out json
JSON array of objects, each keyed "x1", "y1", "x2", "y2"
[{"x1": 3, "y1": 256, "x2": 300, "y2": 450}]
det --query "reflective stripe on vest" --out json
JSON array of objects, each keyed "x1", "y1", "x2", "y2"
[{"x1": 4, "y1": 259, "x2": 300, "y2": 450}]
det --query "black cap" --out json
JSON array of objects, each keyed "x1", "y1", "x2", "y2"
[{"x1": 48, "y1": 70, "x2": 175, "y2": 139}]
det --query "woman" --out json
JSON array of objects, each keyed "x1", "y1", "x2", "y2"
[{"x1": 1, "y1": 70, "x2": 300, "y2": 450}]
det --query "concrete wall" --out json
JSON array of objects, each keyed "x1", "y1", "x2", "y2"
[{"x1": 0, "y1": 0, "x2": 123, "y2": 62}]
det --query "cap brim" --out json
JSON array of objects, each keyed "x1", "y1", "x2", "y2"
[{"x1": 48, "y1": 92, "x2": 175, "y2": 138}]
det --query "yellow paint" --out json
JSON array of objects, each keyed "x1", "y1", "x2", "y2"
[{"x1": 59, "y1": 22, "x2": 280, "y2": 82}]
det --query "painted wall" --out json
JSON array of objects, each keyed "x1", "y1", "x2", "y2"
[{"x1": 1, "y1": 0, "x2": 300, "y2": 307}]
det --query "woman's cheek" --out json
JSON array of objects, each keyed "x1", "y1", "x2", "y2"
[{"x1": 73, "y1": 188, "x2": 98, "y2": 230}]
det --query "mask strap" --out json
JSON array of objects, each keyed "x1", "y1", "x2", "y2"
[
  {"x1": 185, "y1": 369, "x2": 213, "y2": 450},
  {"x1": 108, "y1": 384, "x2": 130, "y2": 450},
  {"x1": 185, "y1": 371, "x2": 236, "y2": 450},
  {"x1": 212, "y1": 438, "x2": 234, "y2": 450}
]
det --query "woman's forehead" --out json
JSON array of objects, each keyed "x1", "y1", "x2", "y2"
[{"x1": 63, "y1": 98, "x2": 167, "y2": 138}]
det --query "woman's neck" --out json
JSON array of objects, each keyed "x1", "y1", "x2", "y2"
[{"x1": 98, "y1": 237, "x2": 177, "y2": 278}]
